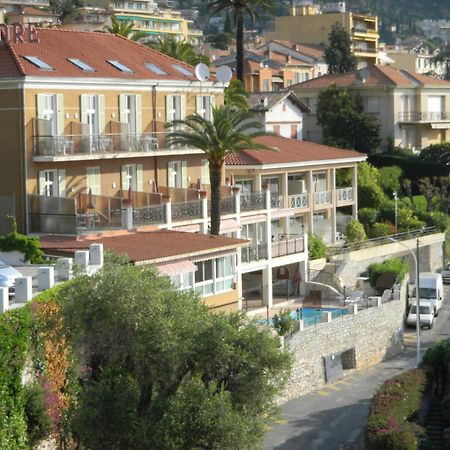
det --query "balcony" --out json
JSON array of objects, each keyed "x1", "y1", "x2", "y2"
[
  {"x1": 397, "y1": 112, "x2": 450, "y2": 123},
  {"x1": 314, "y1": 190, "x2": 332, "y2": 207},
  {"x1": 241, "y1": 235, "x2": 306, "y2": 263},
  {"x1": 336, "y1": 187, "x2": 353, "y2": 205},
  {"x1": 288, "y1": 193, "x2": 309, "y2": 209}
]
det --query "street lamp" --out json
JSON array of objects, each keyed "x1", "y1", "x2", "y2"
[
  {"x1": 393, "y1": 191, "x2": 398, "y2": 230},
  {"x1": 388, "y1": 237, "x2": 420, "y2": 366}
]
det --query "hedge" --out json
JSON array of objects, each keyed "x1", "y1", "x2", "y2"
[
  {"x1": 366, "y1": 368, "x2": 429, "y2": 450},
  {"x1": 368, "y1": 258, "x2": 409, "y2": 288}
]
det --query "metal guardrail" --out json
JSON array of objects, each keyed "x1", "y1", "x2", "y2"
[
  {"x1": 328, "y1": 227, "x2": 437, "y2": 256},
  {"x1": 240, "y1": 193, "x2": 265, "y2": 212},
  {"x1": 397, "y1": 112, "x2": 450, "y2": 122}
]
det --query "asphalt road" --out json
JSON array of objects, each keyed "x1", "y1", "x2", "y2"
[{"x1": 264, "y1": 287, "x2": 450, "y2": 450}]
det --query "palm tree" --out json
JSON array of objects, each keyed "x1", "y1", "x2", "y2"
[
  {"x1": 166, "y1": 105, "x2": 275, "y2": 235},
  {"x1": 208, "y1": 0, "x2": 275, "y2": 82},
  {"x1": 224, "y1": 79, "x2": 249, "y2": 111},
  {"x1": 147, "y1": 37, "x2": 210, "y2": 66},
  {"x1": 104, "y1": 16, "x2": 149, "y2": 42}
]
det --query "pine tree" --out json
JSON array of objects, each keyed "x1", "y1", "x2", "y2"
[{"x1": 324, "y1": 22, "x2": 357, "y2": 74}]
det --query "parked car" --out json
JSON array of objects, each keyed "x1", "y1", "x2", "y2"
[
  {"x1": 442, "y1": 263, "x2": 450, "y2": 284},
  {"x1": 0, "y1": 258, "x2": 22, "y2": 297},
  {"x1": 406, "y1": 302, "x2": 434, "y2": 329},
  {"x1": 410, "y1": 272, "x2": 444, "y2": 316}
]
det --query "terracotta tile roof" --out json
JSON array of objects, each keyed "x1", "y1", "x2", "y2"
[
  {"x1": 0, "y1": 28, "x2": 200, "y2": 80},
  {"x1": 294, "y1": 65, "x2": 450, "y2": 89},
  {"x1": 39, "y1": 230, "x2": 248, "y2": 263},
  {"x1": 268, "y1": 40, "x2": 325, "y2": 60},
  {"x1": 248, "y1": 91, "x2": 309, "y2": 112},
  {"x1": 225, "y1": 135, "x2": 366, "y2": 166},
  {"x1": 15, "y1": 7, "x2": 57, "y2": 16}
]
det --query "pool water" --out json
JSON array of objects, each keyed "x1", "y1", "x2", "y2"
[{"x1": 289, "y1": 307, "x2": 349, "y2": 325}]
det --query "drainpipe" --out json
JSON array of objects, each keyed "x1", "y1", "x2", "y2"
[{"x1": 20, "y1": 82, "x2": 29, "y2": 234}]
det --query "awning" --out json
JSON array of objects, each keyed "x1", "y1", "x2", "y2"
[
  {"x1": 240, "y1": 214, "x2": 267, "y2": 225},
  {"x1": 431, "y1": 123, "x2": 450, "y2": 129},
  {"x1": 174, "y1": 224, "x2": 201, "y2": 233},
  {"x1": 272, "y1": 208, "x2": 295, "y2": 219},
  {"x1": 220, "y1": 219, "x2": 241, "y2": 233},
  {"x1": 156, "y1": 259, "x2": 197, "y2": 276}
]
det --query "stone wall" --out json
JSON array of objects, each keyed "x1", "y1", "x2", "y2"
[{"x1": 279, "y1": 280, "x2": 408, "y2": 403}]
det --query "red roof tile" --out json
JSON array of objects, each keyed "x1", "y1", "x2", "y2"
[
  {"x1": 294, "y1": 65, "x2": 450, "y2": 89},
  {"x1": 0, "y1": 28, "x2": 200, "y2": 80},
  {"x1": 225, "y1": 136, "x2": 366, "y2": 166},
  {"x1": 39, "y1": 230, "x2": 247, "y2": 263}
]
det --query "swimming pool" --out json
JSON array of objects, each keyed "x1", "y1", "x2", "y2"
[{"x1": 289, "y1": 307, "x2": 350, "y2": 326}]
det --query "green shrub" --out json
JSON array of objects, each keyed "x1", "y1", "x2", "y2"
[
  {"x1": 366, "y1": 369, "x2": 428, "y2": 450},
  {"x1": 358, "y1": 208, "x2": 379, "y2": 227},
  {"x1": 358, "y1": 162, "x2": 386, "y2": 209},
  {"x1": 368, "y1": 222, "x2": 395, "y2": 238},
  {"x1": 368, "y1": 258, "x2": 409, "y2": 288},
  {"x1": 272, "y1": 310, "x2": 295, "y2": 336},
  {"x1": 379, "y1": 165, "x2": 403, "y2": 196},
  {"x1": 397, "y1": 208, "x2": 426, "y2": 232},
  {"x1": 346, "y1": 219, "x2": 366, "y2": 243},
  {"x1": 416, "y1": 210, "x2": 449, "y2": 232},
  {"x1": 23, "y1": 383, "x2": 52, "y2": 447},
  {"x1": 308, "y1": 234, "x2": 326, "y2": 260}
]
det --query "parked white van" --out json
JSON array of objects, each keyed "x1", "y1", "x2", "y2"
[
  {"x1": 411, "y1": 273, "x2": 444, "y2": 316},
  {"x1": 406, "y1": 302, "x2": 434, "y2": 329}
]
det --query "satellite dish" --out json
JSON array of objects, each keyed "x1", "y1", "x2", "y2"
[
  {"x1": 216, "y1": 65, "x2": 233, "y2": 84},
  {"x1": 195, "y1": 63, "x2": 210, "y2": 82}
]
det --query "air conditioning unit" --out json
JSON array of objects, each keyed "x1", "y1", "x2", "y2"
[{"x1": 298, "y1": 180, "x2": 306, "y2": 193}]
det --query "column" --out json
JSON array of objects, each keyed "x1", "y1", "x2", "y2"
[
  {"x1": 163, "y1": 195, "x2": 172, "y2": 229},
  {"x1": 255, "y1": 173, "x2": 262, "y2": 192},
  {"x1": 200, "y1": 191, "x2": 208, "y2": 234},
  {"x1": 232, "y1": 187, "x2": 241, "y2": 237},
  {"x1": 307, "y1": 170, "x2": 314, "y2": 234},
  {"x1": 262, "y1": 267, "x2": 273, "y2": 309},
  {"x1": 281, "y1": 172, "x2": 289, "y2": 209},
  {"x1": 263, "y1": 184, "x2": 272, "y2": 260},
  {"x1": 236, "y1": 250, "x2": 243, "y2": 310},
  {"x1": 352, "y1": 165, "x2": 358, "y2": 220},
  {"x1": 331, "y1": 167, "x2": 337, "y2": 244}
]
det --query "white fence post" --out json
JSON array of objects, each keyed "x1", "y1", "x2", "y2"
[
  {"x1": 15, "y1": 277, "x2": 32, "y2": 303},
  {"x1": 74, "y1": 251, "x2": 89, "y2": 273},
  {"x1": 56, "y1": 257, "x2": 73, "y2": 281},
  {"x1": 0, "y1": 287, "x2": 8, "y2": 313},
  {"x1": 90, "y1": 243, "x2": 104, "y2": 267},
  {"x1": 37, "y1": 267, "x2": 54, "y2": 291}
]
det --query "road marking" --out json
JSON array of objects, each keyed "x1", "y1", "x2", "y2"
[
  {"x1": 327, "y1": 385, "x2": 341, "y2": 391},
  {"x1": 315, "y1": 390, "x2": 330, "y2": 396},
  {"x1": 272, "y1": 418, "x2": 288, "y2": 424},
  {"x1": 336, "y1": 380, "x2": 351, "y2": 385}
]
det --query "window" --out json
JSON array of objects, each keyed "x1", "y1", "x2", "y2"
[
  {"x1": 201, "y1": 159, "x2": 210, "y2": 185},
  {"x1": 195, "y1": 260, "x2": 214, "y2": 295},
  {"x1": 119, "y1": 94, "x2": 142, "y2": 136},
  {"x1": 313, "y1": 172, "x2": 327, "y2": 192},
  {"x1": 106, "y1": 60, "x2": 134, "y2": 73},
  {"x1": 37, "y1": 94, "x2": 58, "y2": 135},
  {"x1": 300, "y1": 97, "x2": 317, "y2": 113},
  {"x1": 194, "y1": 256, "x2": 234, "y2": 296},
  {"x1": 262, "y1": 176, "x2": 280, "y2": 193},
  {"x1": 171, "y1": 272, "x2": 193, "y2": 290},
  {"x1": 366, "y1": 96, "x2": 380, "y2": 113},
  {"x1": 172, "y1": 64, "x2": 192, "y2": 77},
  {"x1": 144, "y1": 63, "x2": 167, "y2": 75},
  {"x1": 196, "y1": 96, "x2": 214, "y2": 121},
  {"x1": 67, "y1": 58, "x2": 95, "y2": 72},
  {"x1": 234, "y1": 179, "x2": 253, "y2": 195},
  {"x1": 291, "y1": 124, "x2": 298, "y2": 139},
  {"x1": 121, "y1": 164, "x2": 143, "y2": 191},
  {"x1": 166, "y1": 95, "x2": 184, "y2": 122},
  {"x1": 215, "y1": 256, "x2": 234, "y2": 292},
  {"x1": 167, "y1": 160, "x2": 187, "y2": 188},
  {"x1": 87, "y1": 167, "x2": 101, "y2": 195},
  {"x1": 263, "y1": 79, "x2": 270, "y2": 92},
  {"x1": 23, "y1": 56, "x2": 54, "y2": 71},
  {"x1": 39, "y1": 169, "x2": 66, "y2": 197},
  {"x1": 241, "y1": 222, "x2": 266, "y2": 245}
]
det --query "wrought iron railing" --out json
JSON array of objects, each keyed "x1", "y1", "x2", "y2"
[
  {"x1": 171, "y1": 200, "x2": 202, "y2": 221},
  {"x1": 240, "y1": 192, "x2": 265, "y2": 212},
  {"x1": 397, "y1": 112, "x2": 450, "y2": 122},
  {"x1": 208, "y1": 197, "x2": 235, "y2": 215},
  {"x1": 133, "y1": 205, "x2": 165, "y2": 226},
  {"x1": 270, "y1": 193, "x2": 282, "y2": 208},
  {"x1": 289, "y1": 193, "x2": 308, "y2": 209}
]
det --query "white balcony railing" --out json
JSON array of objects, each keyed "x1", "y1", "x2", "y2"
[
  {"x1": 289, "y1": 193, "x2": 309, "y2": 209},
  {"x1": 337, "y1": 187, "x2": 353, "y2": 204},
  {"x1": 314, "y1": 190, "x2": 332, "y2": 206}
]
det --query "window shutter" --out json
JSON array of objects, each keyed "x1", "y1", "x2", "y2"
[
  {"x1": 56, "y1": 94, "x2": 65, "y2": 136},
  {"x1": 58, "y1": 169, "x2": 66, "y2": 197},
  {"x1": 165, "y1": 95, "x2": 173, "y2": 122},
  {"x1": 180, "y1": 95, "x2": 186, "y2": 120},
  {"x1": 136, "y1": 164, "x2": 143, "y2": 192},
  {"x1": 80, "y1": 94, "x2": 88, "y2": 124},
  {"x1": 201, "y1": 159, "x2": 210, "y2": 184},
  {"x1": 119, "y1": 94, "x2": 127, "y2": 123},
  {"x1": 181, "y1": 161, "x2": 187, "y2": 188},
  {"x1": 36, "y1": 94, "x2": 46, "y2": 120},
  {"x1": 196, "y1": 96, "x2": 203, "y2": 116},
  {"x1": 135, "y1": 95, "x2": 142, "y2": 136},
  {"x1": 121, "y1": 165, "x2": 128, "y2": 190},
  {"x1": 98, "y1": 94, "x2": 106, "y2": 134},
  {"x1": 39, "y1": 171, "x2": 46, "y2": 196},
  {"x1": 167, "y1": 161, "x2": 174, "y2": 187}
]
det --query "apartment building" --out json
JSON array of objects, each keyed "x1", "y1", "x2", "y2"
[
  {"x1": 63, "y1": 0, "x2": 202, "y2": 43},
  {"x1": 0, "y1": 27, "x2": 222, "y2": 233},
  {"x1": 293, "y1": 65, "x2": 450, "y2": 151},
  {"x1": 267, "y1": 1, "x2": 379, "y2": 68}
]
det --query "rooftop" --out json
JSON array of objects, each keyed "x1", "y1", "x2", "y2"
[
  {"x1": 225, "y1": 135, "x2": 366, "y2": 166},
  {"x1": 248, "y1": 91, "x2": 310, "y2": 112},
  {"x1": 39, "y1": 230, "x2": 248, "y2": 264},
  {"x1": 0, "y1": 28, "x2": 200, "y2": 80},
  {"x1": 293, "y1": 65, "x2": 450, "y2": 89}
]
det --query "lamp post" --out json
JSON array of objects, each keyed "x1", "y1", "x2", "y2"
[
  {"x1": 393, "y1": 191, "x2": 398, "y2": 230},
  {"x1": 388, "y1": 237, "x2": 421, "y2": 366}
]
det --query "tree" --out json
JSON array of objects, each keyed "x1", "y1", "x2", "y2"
[
  {"x1": 50, "y1": 0, "x2": 81, "y2": 19},
  {"x1": 345, "y1": 219, "x2": 366, "y2": 243},
  {"x1": 205, "y1": 32, "x2": 233, "y2": 50},
  {"x1": 418, "y1": 142, "x2": 450, "y2": 165},
  {"x1": 208, "y1": 0, "x2": 275, "y2": 82},
  {"x1": 324, "y1": 22, "x2": 357, "y2": 74},
  {"x1": 60, "y1": 263, "x2": 292, "y2": 449},
  {"x1": 379, "y1": 165, "x2": 403, "y2": 196},
  {"x1": 166, "y1": 105, "x2": 273, "y2": 234},
  {"x1": 147, "y1": 36, "x2": 210, "y2": 66},
  {"x1": 357, "y1": 162, "x2": 386, "y2": 209},
  {"x1": 417, "y1": 177, "x2": 437, "y2": 211},
  {"x1": 316, "y1": 85, "x2": 381, "y2": 153},
  {"x1": 224, "y1": 79, "x2": 249, "y2": 111},
  {"x1": 104, "y1": 16, "x2": 149, "y2": 42}
]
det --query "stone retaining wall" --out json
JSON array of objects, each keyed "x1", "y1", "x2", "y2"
[{"x1": 279, "y1": 280, "x2": 408, "y2": 403}]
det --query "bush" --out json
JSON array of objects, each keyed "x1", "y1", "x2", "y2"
[
  {"x1": 308, "y1": 234, "x2": 326, "y2": 260},
  {"x1": 272, "y1": 310, "x2": 295, "y2": 336},
  {"x1": 397, "y1": 208, "x2": 426, "y2": 232},
  {"x1": 358, "y1": 208, "x2": 379, "y2": 228},
  {"x1": 368, "y1": 222, "x2": 395, "y2": 238},
  {"x1": 418, "y1": 142, "x2": 450, "y2": 165},
  {"x1": 358, "y1": 162, "x2": 386, "y2": 209},
  {"x1": 368, "y1": 258, "x2": 409, "y2": 288},
  {"x1": 366, "y1": 369, "x2": 428, "y2": 450},
  {"x1": 346, "y1": 219, "x2": 366, "y2": 243},
  {"x1": 23, "y1": 383, "x2": 52, "y2": 447},
  {"x1": 379, "y1": 165, "x2": 403, "y2": 196}
]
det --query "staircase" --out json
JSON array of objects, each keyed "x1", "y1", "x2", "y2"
[
  {"x1": 309, "y1": 263, "x2": 343, "y2": 294},
  {"x1": 426, "y1": 400, "x2": 445, "y2": 449}
]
